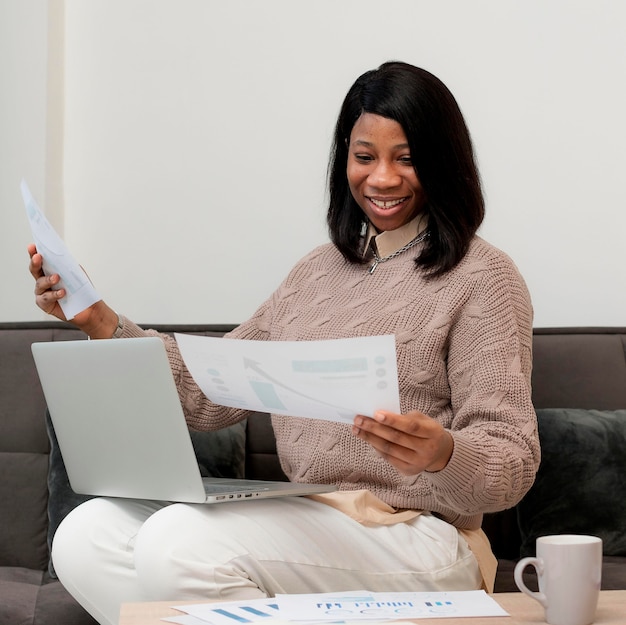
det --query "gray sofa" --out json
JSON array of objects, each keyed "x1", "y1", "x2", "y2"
[{"x1": 1, "y1": 322, "x2": 625, "y2": 624}]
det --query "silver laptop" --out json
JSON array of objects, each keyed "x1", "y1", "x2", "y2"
[{"x1": 31, "y1": 337, "x2": 335, "y2": 503}]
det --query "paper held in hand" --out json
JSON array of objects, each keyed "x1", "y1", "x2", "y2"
[
  {"x1": 174, "y1": 332, "x2": 401, "y2": 424},
  {"x1": 21, "y1": 179, "x2": 100, "y2": 320}
]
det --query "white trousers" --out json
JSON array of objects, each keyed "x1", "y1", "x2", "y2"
[{"x1": 52, "y1": 496, "x2": 481, "y2": 625}]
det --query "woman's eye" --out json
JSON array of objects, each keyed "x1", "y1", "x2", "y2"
[
  {"x1": 354, "y1": 154, "x2": 374, "y2": 163},
  {"x1": 399, "y1": 156, "x2": 413, "y2": 164}
]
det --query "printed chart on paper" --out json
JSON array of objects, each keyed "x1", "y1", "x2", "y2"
[{"x1": 175, "y1": 333, "x2": 400, "y2": 423}]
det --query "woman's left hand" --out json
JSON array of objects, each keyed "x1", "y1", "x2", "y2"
[{"x1": 352, "y1": 410, "x2": 454, "y2": 475}]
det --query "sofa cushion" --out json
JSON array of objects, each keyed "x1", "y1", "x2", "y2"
[
  {"x1": 0, "y1": 328, "x2": 56, "y2": 571},
  {"x1": 0, "y1": 453, "x2": 49, "y2": 570},
  {"x1": 0, "y1": 567, "x2": 98, "y2": 625},
  {"x1": 517, "y1": 408, "x2": 626, "y2": 558},
  {"x1": 45, "y1": 410, "x2": 93, "y2": 577},
  {"x1": 46, "y1": 410, "x2": 247, "y2": 577}
]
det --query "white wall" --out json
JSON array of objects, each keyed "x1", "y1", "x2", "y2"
[
  {"x1": 4, "y1": 0, "x2": 625, "y2": 326},
  {"x1": 1, "y1": 0, "x2": 61, "y2": 321}
]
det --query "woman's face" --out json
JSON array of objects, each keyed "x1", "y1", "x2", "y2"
[{"x1": 347, "y1": 113, "x2": 426, "y2": 232}]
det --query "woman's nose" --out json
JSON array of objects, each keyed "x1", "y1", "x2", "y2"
[{"x1": 368, "y1": 160, "x2": 401, "y2": 188}]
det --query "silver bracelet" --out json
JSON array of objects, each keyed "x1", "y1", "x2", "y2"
[{"x1": 112, "y1": 313, "x2": 124, "y2": 338}]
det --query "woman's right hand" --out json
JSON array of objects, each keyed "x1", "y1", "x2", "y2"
[{"x1": 28, "y1": 243, "x2": 119, "y2": 338}]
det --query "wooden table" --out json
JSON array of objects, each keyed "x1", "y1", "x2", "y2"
[{"x1": 119, "y1": 590, "x2": 626, "y2": 625}]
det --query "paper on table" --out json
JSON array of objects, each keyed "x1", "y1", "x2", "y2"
[
  {"x1": 171, "y1": 590, "x2": 509, "y2": 623},
  {"x1": 171, "y1": 598, "x2": 282, "y2": 625},
  {"x1": 162, "y1": 615, "x2": 213, "y2": 625},
  {"x1": 174, "y1": 333, "x2": 400, "y2": 423},
  {"x1": 21, "y1": 179, "x2": 100, "y2": 320},
  {"x1": 275, "y1": 590, "x2": 509, "y2": 621}
]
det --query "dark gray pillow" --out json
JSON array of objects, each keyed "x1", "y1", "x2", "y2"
[
  {"x1": 517, "y1": 408, "x2": 626, "y2": 558},
  {"x1": 46, "y1": 410, "x2": 246, "y2": 577}
]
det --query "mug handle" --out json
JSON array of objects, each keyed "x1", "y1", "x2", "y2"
[{"x1": 514, "y1": 556, "x2": 548, "y2": 608}]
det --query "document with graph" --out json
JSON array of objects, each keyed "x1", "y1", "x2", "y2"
[
  {"x1": 174, "y1": 332, "x2": 400, "y2": 423},
  {"x1": 21, "y1": 179, "x2": 100, "y2": 320},
  {"x1": 168, "y1": 590, "x2": 508, "y2": 624}
]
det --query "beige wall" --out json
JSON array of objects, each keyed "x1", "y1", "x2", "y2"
[{"x1": 3, "y1": 0, "x2": 626, "y2": 325}]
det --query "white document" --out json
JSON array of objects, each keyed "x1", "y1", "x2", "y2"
[
  {"x1": 174, "y1": 333, "x2": 400, "y2": 423},
  {"x1": 274, "y1": 590, "x2": 509, "y2": 620},
  {"x1": 21, "y1": 180, "x2": 100, "y2": 319},
  {"x1": 169, "y1": 598, "x2": 282, "y2": 625},
  {"x1": 171, "y1": 590, "x2": 509, "y2": 623}
]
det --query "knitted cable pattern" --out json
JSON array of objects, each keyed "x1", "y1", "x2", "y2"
[{"x1": 129, "y1": 236, "x2": 539, "y2": 530}]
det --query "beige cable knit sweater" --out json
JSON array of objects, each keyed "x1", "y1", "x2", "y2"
[{"x1": 121, "y1": 236, "x2": 540, "y2": 530}]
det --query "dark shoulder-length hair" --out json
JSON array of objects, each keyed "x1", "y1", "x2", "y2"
[{"x1": 327, "y1": 61, "x2": 485, "y2": 278}]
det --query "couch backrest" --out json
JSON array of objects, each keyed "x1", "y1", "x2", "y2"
[
  {"x1": 2, "y1": 322, "x2": 625, "y2": 569},
  {"x1": 532, "y1": 328, "x2": 626, "y2": 409}
]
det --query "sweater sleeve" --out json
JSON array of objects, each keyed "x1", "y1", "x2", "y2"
[{"x1": 423, "y1": 248, "x2": 540, "y2": 517}]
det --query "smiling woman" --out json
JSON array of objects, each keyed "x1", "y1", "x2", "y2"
[
  {"x1": 28, "y1": 61, "x2": 538, "y2": 625},
  {"x1": 347, "y1": 113, "x2": 427, "y2": 233},
  {"x1": 327, "y1": 62, "x2": 484, "y2": 278}
]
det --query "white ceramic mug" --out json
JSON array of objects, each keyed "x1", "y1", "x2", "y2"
[{"x1": 514, "y1": 534, "x2": 602, "y2": 625}]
